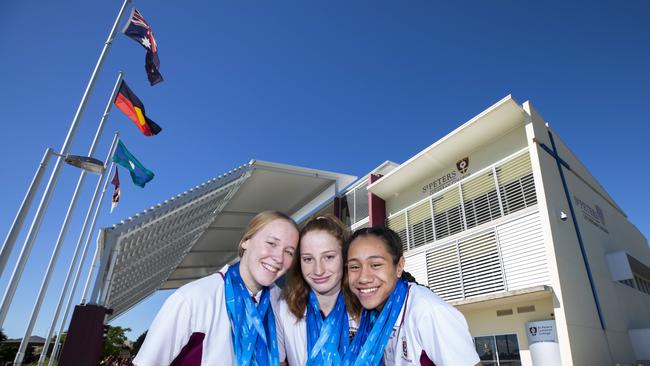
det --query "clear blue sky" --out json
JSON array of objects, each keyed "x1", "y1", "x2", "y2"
[{"x1": 1, "y1": 0, "x2": 648, "y2": 340}]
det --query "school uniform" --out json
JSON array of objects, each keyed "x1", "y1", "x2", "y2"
[
  {"x1": 134, "y1": 266, "x2": 267, "y2": 366},
  {"x1": 272, "y1": 290, "x2": 358, "y2": 365},
  {"x1": 383, "y1": 283, "x2": 479, "y2": 366}
]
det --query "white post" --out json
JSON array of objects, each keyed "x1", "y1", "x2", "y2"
[
  {"x1": 48, "y1": 160, "x2": 117, "y2": 366},
  {"x1": 0, "y1": 148, "x2": 53, "y2": 275},
  {"x1": 0, "y1": 0, "x2": 131, "y2": 332},
  {"x1": 37, "y1": 129, "x2": 120, "y2": 366},
  {"x1": 81, "y1": 235, "x2": 103, "y2": 304}
]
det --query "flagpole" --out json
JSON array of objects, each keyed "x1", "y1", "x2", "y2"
[
  {"x1": 47, "y1": 159, "x2": 118, "y2": 366},
  {"x1": 0, "y1": 148, "x2": 53, "y2": 276},
  {"x1": 36, "y1": 76, "x2": 122, "y2": 365},
  {"x1": 12, "y1": 81, "x2": 126, "y2": 366},
  {"x1": 0, "y1": 0, "x2": 131, "y2": 333},
  {"x1": 80, "y1": 228, "x2": 104, "y2": 304}
]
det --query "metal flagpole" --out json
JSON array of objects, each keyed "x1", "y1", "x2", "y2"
[
  {"x1": 81, "y1": 231, "x2": 102, "y2": 304},
  {"x1": 0, "y1": 0, "x2": 131, "y2": 330},
  {"x1": 0, "y1": 148, "x2": 53, "y2": 276},
  {"x1": 13, "y1": 76, "x2": 125, "y2": 365},
  {"x1": 36, "y1": 85, "x2": 122, "y2": 366},
  {"x1": 48, "y1": 159, "x2": 118, "y2": 366}
]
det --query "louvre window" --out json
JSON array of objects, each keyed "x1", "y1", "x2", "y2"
[
  {"x1": 433, "y1": 187, "x2": 463, "y2": 240},
  {"x1": 458, "y1": 231, "x2": 504, "y2": 297},
  {"x1": 385, "y1": 150, "x2": 538, "y2": 255},
  {"x1": 387, "y1": 212, "x2": 409, "y2": 253},
  {"x1": 426, "y1": 243, "x2": 463, "y2": 300},
  {"x1": 407, "y1": 200, "x2": 434, "y2": 249},
  {"x1": 426, "y1": 229, "x2": 505, "y2": 300},
  {"x1": 496, "y1": 152, "x2": 537, "y2": 215},
  {"x1": 462, "y1": 171, "x2": 502, "y2": 229}
]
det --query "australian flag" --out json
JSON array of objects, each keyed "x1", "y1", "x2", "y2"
[{"x1": 122, "y1": 8, "x2": 163, "y2": 85}]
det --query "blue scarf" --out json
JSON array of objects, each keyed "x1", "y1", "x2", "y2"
[
  {"x1": 224, "y1": 263, "x2": 279, "y2": 366},
  {"x1": 342, "y1": 279, "x2": 409, "y2": 366},
  {"x1": 305, "y1": 289, "x2": 350, "y2": 365}
]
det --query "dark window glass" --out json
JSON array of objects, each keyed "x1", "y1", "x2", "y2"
[
  {"x1": 495, "y1": 334, "x2": 521, "y2": 361},
  {"x1": 474, "y1": 336, "x2": 496, "y2": 362}
]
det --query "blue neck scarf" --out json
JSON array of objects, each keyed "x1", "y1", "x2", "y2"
[
  {"x1": 305, "y1": 289, "x2": 350, "y2": 366},
  {"x1": 342, "y1": 279, "x2": 409, "y2": 366},
  {"x1": 224, "y1": 263, "x2": 279, "y2": 366}
]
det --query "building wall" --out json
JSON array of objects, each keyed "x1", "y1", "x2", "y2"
[
  {"x1": 368, "y1": 99, "x2": 649, "y2": 365},
  {"x1": 525, "y1": 102, "x2": 650, "y2": 365},
  {"x1": 461, "y1": 297, "x2": 555, "y2": 366}
]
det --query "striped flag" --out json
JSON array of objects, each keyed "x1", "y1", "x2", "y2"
[{"x1": 113, "y1": 80, "x2": 162, "y2": 136}]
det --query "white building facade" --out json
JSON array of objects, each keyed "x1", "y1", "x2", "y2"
[{"x1": 333, "y1": 96, "x2": 650, "y2": 365}]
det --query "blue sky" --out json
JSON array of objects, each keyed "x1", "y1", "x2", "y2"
[{"x1": 1, "y1": 0, "x2": 648, "y2": 340}]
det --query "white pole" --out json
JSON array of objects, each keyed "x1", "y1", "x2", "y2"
[
  {"x1": 37, "y1": 128, "x2": 121, "y2": 366},
  {"x1": 0, "y1": 148, "x2": 53, "y2": 275},
  {"x1": 13, "y1": 80, "x2": 125, "y2": 365},
  {"x1": 0, "y1": 0, "x2": 131, "y2": 331},
  {"x1": 81, "y1": 233, "x2": 102, "y2": 304},
  {"x1": 48, "y1": 160, "x2": 118, "y2": 366}
]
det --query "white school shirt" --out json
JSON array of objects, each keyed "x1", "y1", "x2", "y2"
[
  {"x1": 271, "y1": 289, "x2": 358, "y2": 366},
  {"x1": 382, "y1": 283, "x2": 479, "y2": 366},
  {"x1": 134, "y1": 267, "x2": 268, "y2": 366}
]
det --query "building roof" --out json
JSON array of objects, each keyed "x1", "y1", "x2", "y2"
[
  {"x1": 92, "y1": 160, "x2": 356, "y2": 320},
  {"x1": 368, "y1": 95, "x2": 528, "y2": 199}
]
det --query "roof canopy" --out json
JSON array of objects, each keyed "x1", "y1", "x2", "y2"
[
  {"x1": 91, "y1": 160, "x2": 355, "y2": 320},
  {"x1": 368, "y1": 95, "x2": 528, "y2": 199}
]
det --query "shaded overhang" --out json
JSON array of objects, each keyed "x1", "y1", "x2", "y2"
[
  {"x1": 450, "y1": 285, "x2": 553, "y2": 311},
  {"x1": 92, "y1": 160, "x2": 356, "y2": 320},
  {"x1": 368, "y1": 95, "x2": 528, "y2": 199}
]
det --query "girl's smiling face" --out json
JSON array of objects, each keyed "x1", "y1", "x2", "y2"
[
  {"x1": 239, "y1": 218, "x2": 299, "y2": 293},
  {"x1": 300, "y1": 230, "x2": 343, "y2": 297},
  {"x1": 347, "y1": 235, "x2": 404, "y2": 310}
]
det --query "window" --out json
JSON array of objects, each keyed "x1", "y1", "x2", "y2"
[
  {"x1": 386, "y1": 150, "x2": 538, "y2": 255},
  {"x1": 474, "y1": 334, "x2": 521, "y2": 366},
  {"x1": 635, "y1": 274, "x2": 650, "y2": 295},
  {"x1": 425, "y1": 229, "x2": 504, "y2": 301}
]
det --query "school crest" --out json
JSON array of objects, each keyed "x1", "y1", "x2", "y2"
[{"x1": 456, "y1": 157, "x2": 469, "y2": 174}]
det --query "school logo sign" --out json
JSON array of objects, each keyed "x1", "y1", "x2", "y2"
[
  {"x1": 574, "y1": 195, "x2": 608, "y2": 234},
  {"x1": 526, "y1": 320, "x2": 557, "y2": 345},
  {"x1": 456, "y1": 157, "x2": 469, "y2": 174},
  {"x1": 421, "y1": 156, "x2": 471, "y2": 195}
]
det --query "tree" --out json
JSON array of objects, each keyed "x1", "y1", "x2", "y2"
[
  {"x1": 0, "y1": 329, "x2": 15, "y2": 363},
  {"x1": 132, "y1": 330, "x2": 147, "y2": 357},
  {"x1": 100, "y1": 325, "x2": 131, "y2": 360}
]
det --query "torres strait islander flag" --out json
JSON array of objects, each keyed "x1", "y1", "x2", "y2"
[
  {"x1": 112, "y1": 140, "x2": 155, "y2": 188},
  {"x1": 113, "y1": 80, "x2": 162, "y2": 136}
]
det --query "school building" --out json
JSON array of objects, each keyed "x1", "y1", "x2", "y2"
[
  {"x1": 62, "y1": 95, "x2": 649, "y2": 366},
  {"x1": 317, "y1": 95, "x2": 650, "y2": 365}
]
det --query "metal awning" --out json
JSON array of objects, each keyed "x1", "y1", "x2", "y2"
[{"x1": 89, "y1": 160, "x2": 356, "y2": 319}]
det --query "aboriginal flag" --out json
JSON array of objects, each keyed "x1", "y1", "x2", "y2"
[
  {"x1": 114, "y1": 80, "x2": 162, "y2": 136},
  {"x1": 123, "y1": 7, "x2": 163, "y2": 85}
]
